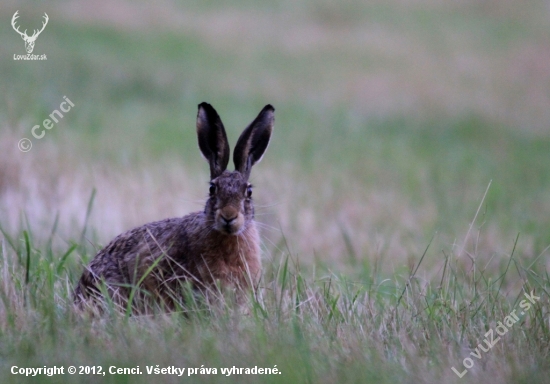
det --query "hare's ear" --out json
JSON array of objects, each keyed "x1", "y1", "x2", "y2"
[
  {"x1": 197, "y1": 102, "x2": 230, "y2": 179},
  {"x1": 233, "y1": 105, "x2": 274, "y2": 180}
]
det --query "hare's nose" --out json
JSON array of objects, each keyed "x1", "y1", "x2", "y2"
[
  {"x1": 221, "y1": 213, "x2": 237, "y2": 225},
  {"x1": 220, "y1": 207, "x2": 239, "y2": 224}
]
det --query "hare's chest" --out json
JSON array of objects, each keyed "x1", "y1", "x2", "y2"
[{"x1": 197, "y1": 227, "x2": 261, "y2": 288}]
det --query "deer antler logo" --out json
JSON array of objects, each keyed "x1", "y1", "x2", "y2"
[{"x1": 11, "y1": 11, "x2": 49, "y2": 54}]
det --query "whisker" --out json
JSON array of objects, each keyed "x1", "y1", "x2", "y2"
[
  {"x1": 254, "y1": 202, "x2": 282, "y2": 208},
  {"x1": 255, "y1": 222, "x2": 281, "y2": 233}
]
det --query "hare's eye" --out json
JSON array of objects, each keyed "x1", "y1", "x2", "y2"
[
  {"x1": 246, "y1": 184, "x2": 253, "y2": 198},
  {"x1": 209, "y1": 183, "x2": 217, "y2": 195}
]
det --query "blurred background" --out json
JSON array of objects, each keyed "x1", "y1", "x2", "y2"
[{"x1": 1, "y1": 0, "x2": 550, "y2": 273}]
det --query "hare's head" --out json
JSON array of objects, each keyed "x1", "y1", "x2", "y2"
[{"x1": 197, "y1": 103, "x2": 274, "y2": 235}]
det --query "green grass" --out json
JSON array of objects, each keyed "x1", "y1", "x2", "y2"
[
  {"x1": 1, "y1": 0, "x2": 550, "y2": 382},
  {"x1": 0, "y1": 221, "x2": 548, "y2": 383}
]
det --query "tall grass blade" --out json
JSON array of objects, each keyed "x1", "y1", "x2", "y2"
[
  {"x1": 79, "y1": 188, "x2": 97, "y2": 250},
  {"x1": 23, "y1": 230, "x2": 31, "y2": 286}
]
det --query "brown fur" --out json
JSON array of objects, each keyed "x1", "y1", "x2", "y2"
[{"x1": 74, "y1": 103, "x2": 274, "y2": 312}]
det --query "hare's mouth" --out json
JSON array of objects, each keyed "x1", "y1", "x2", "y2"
[
  {"x1": 215, "y1": 211, "x2": 245, "y2": 235},
  {"x1": 219, "y1": 224, "x2": 241, "y2": 235},
  {"x1": 216, "y1": 221, "x2": 244, "y2": 235}
]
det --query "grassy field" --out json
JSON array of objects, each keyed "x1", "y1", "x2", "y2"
[{"x1": 1, "y1": 0, "x2": 550, "y2": 382}]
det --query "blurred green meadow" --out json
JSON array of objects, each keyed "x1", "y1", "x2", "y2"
[{"x1": 1, "y1": 0, "x2": 550, "y2": 383}]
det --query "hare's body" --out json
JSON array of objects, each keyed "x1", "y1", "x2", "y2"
[
  {"x1": 74, "y1": 103, "x2": 273, "y2": 311},
  {"x1": 74, "y1": 208, "x2": 261, "y2": 307}
]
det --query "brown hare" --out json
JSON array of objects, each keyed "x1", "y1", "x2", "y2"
[{"x1": 74, "y1": 102, "x2": 274, "y2": 312}]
